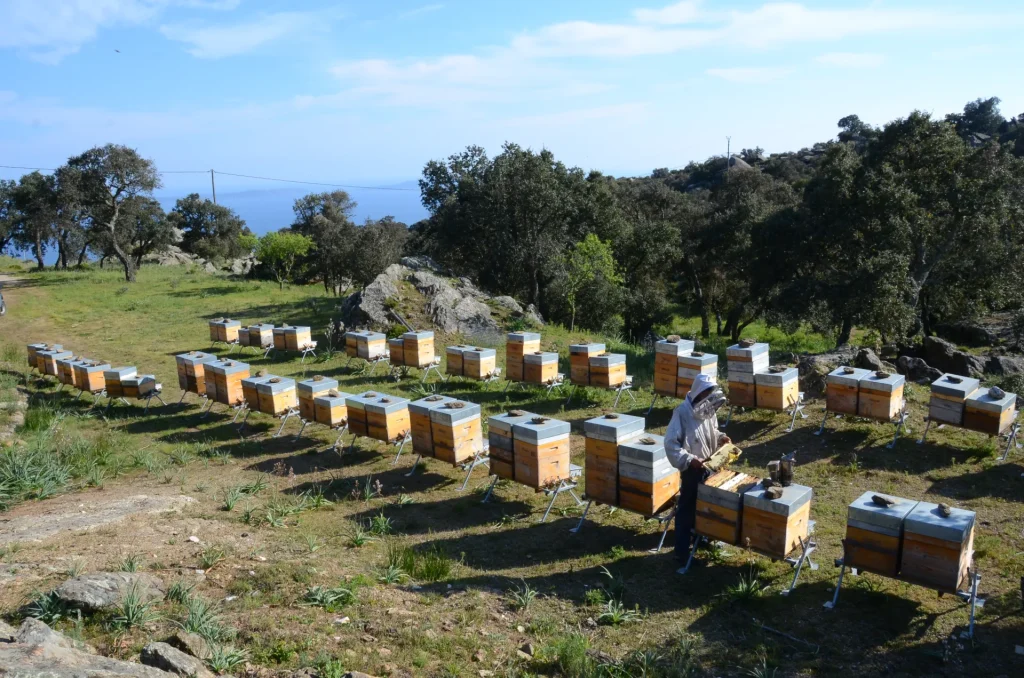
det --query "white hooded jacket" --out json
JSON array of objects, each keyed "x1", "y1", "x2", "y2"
[{"x1": 664, "y1": 373, "x2": 722, "y2": 470}]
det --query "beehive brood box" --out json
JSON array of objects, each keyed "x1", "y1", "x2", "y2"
[
  {"x1": 654, "y1": 338, "x2": 696, "y2": 397},
  {"x1": 56, "y1": 355, "x2": 81, "y2": 387},
  {"x1": 388, "y1": 338, "x2": 406, "y2": 366},
  {"x1": 727, "y1": 342, "x2": 769, "y2": 408},
  {"x1": 403, "y1": 331, "x2": 435, "y2": 369},
  {"x1": 242, "y1": 374, "x2": 273, "y2": 411},
  {"x1": 430, "y1": 400, "x2": 484, "y2": 464},
  {"x1": 344, "y1": 391, "x2": 382, "y2": 437},
  {"x1": 928, "y1": 374, "x2": 980, "y2": 426},
  {"x1": 487, "y1": 410, "x2": 535, "y2": 480},
  {"x1": 754, "y1": 366, "x2": 799, "y2": 411},
  {"x1": 963, "y1": 387, "x2": 1017, "y2": 435},
  {"x1": 37, "y1": 348, "x2": 73, "y2": 376},
  {"x1": 583, "y1": 413, "x2": 644, "y2": 505},
  {"x1": 410, "y1": 395, "x2": 455, "y2": 455},
  {"x1": 826, "y1": 366, "x2": 870, "y2": 415},
  {"x1": 740, "y1": 483, "x2": 812, "y2": 559},
  {"x1": 272, "y1": 326, "x2": 288, "y2": 350},
  {"x1": 618, "y1": 434, "x2": 681, "y2": 516},
  {"x1": 314, "y1": 390, "x2": 351, "y2": 428},
  {"x1": 506, "y1": 332, "x2": 541, "y2": 382},
  {"x1": 297, "y1": 376, "x2": 339, "y2": 421},
  {"x1": 901, "y1": 501, "x2": 975, "y2": 592},
  {"x1": 677, "y1": 351, "x2": 718, "y2": 396},
  {"x1": 364, "y1": 395, "x2": 411, "y2": 443},
  {"x1": 590, "y1": 353, "x2": 626, "y2": 388},
  {"x1": 176, "y1": 351, "x2": 216, "y2": 394},
  {"x1": 27, "y1": 343, "x2": 53, "y2": 369},
  {"x1": 205, "y1": 360, "x2": 249, "y2": 406},
  {"x1": 247, "y1": 324, "x2": 274, "y2": 349},
  {"x1": 283, "y1": 326, "x2": 312, "y2": 351},
  {"x1": 844, "y1": 491, "x2": 918, "y2": 577},
  {"x1": 123, "y1": 375, "x2": 157, "y2": 399},
  {"x1": 103, "y1": 367, "x2": 137, "y2": 398},
  {"x1": 696, "y1": 470, "x2": 762, "y2": 545},
  {"x1": 524, "y1": 351, "x2": 558, "y2": 384},
  {"x1": 857, "y1": 372, "x2": 905, "y2": 421},
  {"x1": 74, "y1": 361, "x2": 110, "y2": 393},
  {"x1": 512, "y1": 415, "x2": 571, "y2": 489},
  {"x1": 346, "y1": 331, "x2": 386, "y2": 360},
  {"x1": 463, "y1": 348, "x2": 497, "y2": 380},
  {"x1": 569, "y1": 343, "x2": 606, "y2": 386},
  {"x1": 256, "y1": 377, "x2": 298, "y2": 416},
  {"x1": 209, "y1": 319, "x2": 241, "y2": 343},
  {"x1": 445, "y1": 345, "x2": 468, "y2": 376}
]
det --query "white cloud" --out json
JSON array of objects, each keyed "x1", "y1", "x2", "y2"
[
  {"x1": 816, "y1": 51, "x2": 885, "y2": 68},
  {"x1": 499, "y1": 103, "x2": 649, "y2": 128},
  {"x1": 160, "y1": 11, "x2": 327, "y2": 58},
  {"x1": 633, "y1": 1, "x2": 702, "y2": 25},
  {"x1": 706, "y1": 67, "x2": 790, "y2": 83},
  {"x1": 399, "y1": 4, "x2": 444, "y2": 20}
]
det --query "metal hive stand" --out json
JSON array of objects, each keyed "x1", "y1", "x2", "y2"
[
  {"x1": 139, "y1": 386, "x2": 167, "y2": 414},
  {"x1": 569, "y1": 492, "x2": 680, "y2": 554},
  {"x1": 818, "y1": 399, "x2": 910, "y2": 449},
  {"x1": 359, "y1": 355, "x2": 391, "y2": 376},
  {"x1": 565, "y1": 377, "x2": 637, "y2": 411},
  {"x1": 722, "y1": 393, "x2": 808, "y2": 433},
  {"x1": 299, "y1": 344, "x2": 317, "y2": 364},
  {"x1": 917, "y1": 410, "x2": 1022, "y2": 462},
  {"x1": 481, "y1": 463, "x2": 584, "y2": 523}
]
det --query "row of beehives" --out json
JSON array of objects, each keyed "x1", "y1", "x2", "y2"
[
  {"x1": 208, "y1": 319, "x2": 312, "y2": 352},
  {"x1": 697, "y1": 469, "x2": 812, "y2": 560},
  {"x1": 29, "y1": 343, "x2": 159, "y2": 399},
  {"x1": 582, "y1": 412, "x2": 680, "y2": 517},
  {"x1": 344, "y1": 330, "x2": 435, "y2": 369},
  {"x1": 569, "y1": 342, "x2": 628, "y2": 388},
  {"x1": 843, "y1": 491, "x2": 975, "y2": 592}
]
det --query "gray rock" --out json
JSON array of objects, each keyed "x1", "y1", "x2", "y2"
[
  {"x1": 202, "y1": 261, "x2": 217, "y2": 274},
  {"x1": 0, "y1": 619, "x2": 15, "y2": 641},
  {"x1": 0, "y1": 619, "x2": 172, "y2": 677},
  {"x1": 923, "y1": 335, "x2": 985, "y2": 377},
  {"x1": 896, "y1": 356, "x2": 943, "y2": 384},
  {"x1": 855, "y1": 348, "x2": 885, "y2": 372},
  {"x1": 226, "y1": 256, "x2": 256, "y2": 276},
  {"x1": 141, "y1": 642, "x2": 214, "y2": 678},
  {"x1": 55, "y1": 572, "x2": 165, "y2": 612},
  {"x1": 343, "y1": 672, "x2": 380, "y2": 678},
  {"x1": 524, "y1": 304, "x2": 544, "y2": 327},
  {"x1": 165, "y1": 630, "x2": 209, "y2": 659},
  {"x1": 985, "y1": 355, "x2": 1024, "y2": 376},
  {"x1": 400, "y1": 255, "x2": 442, "y2": 273},
  {"x1": 952, "y1": 351, "x2": 986, "y2": 378},
  {"x1": 934, "y1": 322, "x2": 998, "y2": 347},
  {"x1": 492, "y1": 296, "x2": 523, "y2": 313},
  {"x1": 797, "y1": 344, "x2": 859, "y2": 396}
]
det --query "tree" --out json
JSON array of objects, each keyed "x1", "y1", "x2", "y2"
[
  {"x1": 168, "y1": 193, "x2": 248, "y2": 262},
  {"x1": 0, "y1": 180, "x2": 19, "y2": 254},
  {"x1": 946, "y1": 97, "x2": 1004, "y2": 139},
  {"x1": 12, "y1": 171, "x2": 56, "y2": 270},
  {"x1": 837, "y1": 114, "x2": 877, "y2": 145},
  {"x1": 555, "y1": 234, "x2": 622, "y2": 331},
  {"x1": 350, "y1": 216, "x2": 409, "y2": 288},
  {"x1": 291, "y1": 191, "x2": 358, "y2": 294},
  {"x1": 65, "y1": 144, "x2": 161, "y2": 282},
  {"x1": 122, "y1": 197, "x2": 175, "y2": 267},
  {"x1": 256, "y1": 231, "x2": 313, "y2": 289}
]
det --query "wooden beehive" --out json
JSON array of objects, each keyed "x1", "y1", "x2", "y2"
[
  {"x1": 37, "y1": 348, "x2": 73, "y2": 376},
  {"x1": 103, "y1": 367, "x2": 137, "y2": 398},
  {"x1": 964, "y1": 387, "x2": 1017, "y2": 435},
  {"x1": 727, "y1": 342, "x2": 769, "y2": 408},
  {"x1": 445, "y1": 345, "x2": 468, "y2": 377},
  {"x1": 344, "y1": 331, "x2": 359, "y2": 357},
  {"x1": 388, "y1": 338, "x2": 406, "y2": 366},
  {"x1": 348, "y1": 331, "x2": 386, "y2": 360},
  {"x1": 463, "y1": 347, "x2": 497, "y2": 380},
  {"x1": 901, "y1": 501, "x2": 975, "y2": 592},
  {"x1": 256, "y1": 377, "x2": 298, "y2": 416},
  {"x1": 298, "y1": 376, "x2": 339, "y2": 421},
  {"x1": 524, "y1": 351, "x2": 558, "y2": 384},
  {"x1": 844, "y1": 491, "x2": 918, "y2": 577},
  {"x1": 27, "y1": 343, "x2": 52, "y2": 369},
  {"x1": 123, "y1": 375, "x2": 157, "y2": 399},
  {"x1": 654, "y1": 338, "x2": 695, "y2": 397},
  {"x1": 677, "y1": 351, "x2": 718, "y2": 396},
  {"x1": 284, "y1": 326, "x2": 312, "y2": 352},
  {"x1": 583, "y1": 413, "x2": 644, "y2": 505},
  {"x1": 857, "y1": 372, "x2": 905, "y2": 421},
  {"x1": 410, "y1": 395, "x2": 455, "y2": 456},
  {"x1": 272, "y1": 326, "x2": 288, "y2": 350},
  {"x1": 209, "y1": 319, "x2": 241, "y2": 343},
  {"x1": 928, "y1": 374, "x2": 980, "y2": 426},
  {"x1": 237, "y1": 325, "x2": 251, "y2": 347},
  {"x1": 506, "y1": 332, "x2": 541, "y2": 382},
  {"x1": 74, "y1": 361, "x2": 110, "y2": 394},
  {"x1": 826, "y1": 366, "x2": 870, "y2": 415},
  {"x1": 569, "y1": 343, "x2": 606, "y2": 386},
  {"x1": 487, "y1": 410, "x2": 535, "y2": 480},
  {"x1": 430, "y1": 400, "x2": 484, "y2": 464},
  {"x1": 344, "y1": 391, "x2": 382, "y2": 437},
  {"x1": 208, "y1": 319, "x2": 219, "y2": 342},
  {"x1": 696, "y1": 470, "x2": 762, "y2": 545},
  {"x1": 617, "y1": 434, "x2": 681, "y2": 516},
  {"x1": 512, "y1": 415, "x2": 571, "y2": 489},
  {"x1": 754, "y1": 366, "x2": 799, "y2": 411},
  {"x1": 242, "y1": 374, "x2": 273, "y2": 411},
  {"x1": 364, "y1": 395, "x2": 411, "y2": 443},
  {"x1": 740, "y1": 483, "x2": 812, "y2": 559},
  {"x1": 247, "y1": 324, "x2": 274, "y2": 349},
  {"x1": 403, "y1": 331, "x2": 435, "y2": 369},
  {"x1": 176, "y1": 351, "x2": 216, "y2": 395},
  {"x1": 589, "y1": 353, "x2": 626, "y2": 388},
  {"x1": 56, "y1": 355, "x2": 81, "y2": 387},
  {"x1": 205, "y1": 360, "x2": 249, "y2": 406},
  {"x1": 313, "y1": 391, "x2": 351, "y2": 428}
]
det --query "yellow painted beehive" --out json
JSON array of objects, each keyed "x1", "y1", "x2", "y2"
[
  {"x1": 589, "y1": 353, "x2": 626, "y2": 389},
  {"x1": 900, "y1": 501, "x2": 975, "y2": 592},
  {"x1": 583, "y1": 413, "x2": 644, "y2": 506},
  {"x1": 963, "y1": 386, "x2": 1017, "y2": 435},
  {"x1": 740, "y1": 483, "x2": 812, "y2": 559},
  {"x1": 696, "y1": 470, "x2": 762, "y2": 545},
  {"x1": 272, "y1": 326, "x2": 288, "y2": 351},
  {"x1": 103, "y1": 367, "x2": 137, "y2": 398},
  {"x1": 123, "y1": 375, "x2": 157, "y2": 399},
  {"x1": 524, "y1": 351, "x2": 558, "y2": 384},
  {"x1": 283, "y1": 326, "x2": 312, "y2": 352},
  {"x1": 512, "y1": 415, "x2": 571, "y2": 489},
  {"x1": 463, "y1": 347, "x2": 497, "y2": 380},
  {"x1": 27, "y1": 343, "x2": 52, "y2": 370},
  {"x1": 209, "y1": 319, "x2": 241, "y2": 343},
  {"x1": 402, "y1": 331, "x2": 435, "y2": 369},
  {"x1": 313, "y1": 390, "x2": 350, "y2": 428},
  {"x1": 826, "y1": 366, "x2": 870, "y2": 415},
  {"x1": 857, "y1": 372, "x2": 905, "y2": 421},
  {"x1": 344, "y1": 391, "x2": 380, "y2": 437},
  {"x1": 445, "y1": 345, "x2": 468, "y2": 377},
  {"x1": 928, "y1": 374, "x2": 980, "y2": 426},
  {"x1": 242, "y1": 374, "x2": 272, "y2": 411},
  {"x1": 74, "y1": 361, "x2": 110, "y2": 394},
  {"x1": 37, "y1": 348, "x2": 73, "y2": 376},
  {"x1": 569, "y1": 343, "x2": 605, "y2": 386},
  {"x1": 654, "y1": 338, "x2": 695, "y2": 397},
  {"x1": 346, "y1": 331, "x2": 386, "y2": 360},
  {"x1": 617, "y1": 434, "x2": 681, "y2": 516},
  {"x1": 506, "y1": 332, "x2": 541, "y2": 382},
  {"x1": 487, "y1": 410, "x2": 534, "y2": 480},
  {"x1": 56, "y1": 355, "x2": 81, "y2": 387},
  {"x1": 727, "y1": 341, "x2": 769, "y2": 408},
  {"x1": 388, "y1": 338, "x2": 406, "y2": 366},
  {"x1": 844, "y1": 492, "x2": 918, "y2": 578},
  {"x1": 430, "y1": 400, "x2": 484, "y2": 465},
  {"x1": 247, "y1": 324, "x2": 274, "y2": 350},
  {"x1": 205, "y1": 359, "x2": 250, "y2": 406},
  {"x1": 297, "y1": 376, "x2": 339, "y2": 421},
  {"x1": 409, "y1": 395, "x2": 454, "y2": 455},
  {"x1": 256, "y1": 377, "x2": 298, "y2": 416},
  {"x1": 364, "y1": 395, "x2": 411, "y2": 443},
  {"x1": 176, "y1": 351, "x2": 216, "y2": 395},
  {"x1": 754, "y1": 366, "x2": 799, "y2": 411},
  {"x1": 676, "y1": 351, "x2": 718, "y2": 396}
]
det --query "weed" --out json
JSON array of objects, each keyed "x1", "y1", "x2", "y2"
[
  {"x1": 719, "y1": 567, "x2": 770, "y2": 604},
  {"x1": 206, "y1": 645, "x2": 248, "y2": 673},
  {"x1": 506, "y1": 579, "x2": 538, "y2": 611},
  {"x1": 222, "y1": 486, "x2": 243, "y2": 511},
  {"x1": 301, "y1": 533, "x2": 325, "y2": 553},
  {"x1": 304, "y1": 485, "x2": 334, "y2": 509},
  {"x1": 117, "y1": 553, "x2": 143, "y2": 572},
  {"x1": 241, "y1": 474, "x2": 269, "y2": 496},
  {"x1": 416, "y1": 545, "x2": 459, "y2": 582},
  {"x1": 599, "y1": 565, "x2": 626, "y2": 603},
  {"x1": 168, "y1": 445, "x2": 193, "y2": 467},
  {"x1": 24, "y1": 590, "x2": 68, "y2": 625},
  {"x1": 376, "y1": 564, "x2": 409, "y2": 584},
  {"x1": 353, "y1": 475, "x2": 382, "y2": 502},
  {"x1": 65, "y1": 558, "x2": 86, "y2": 578},
  {"x1": 166, "y1": 579, "x2": 195, "y2": 605},
  {"x1": 369, "y1": 510, "x2": 394, "y2": 536},
  {"x1": 393, "y1": 493, "x2": 415, "y2": 506},
  {"x1": 85, "y1": 464, "x2": 105, "y2": 488},
  {"x1": 597, "y1": 599, "x2": 642, "y2": 626},
  {"x1": 315, "y1": 658, "x2": 346, "y2": 678},
  {"x1": 300, "y1": 584, "x2": 356, "y2": 612},
  {"x1": 111, "y1": 581, "x2": 160, "y2": 630},
  {"x1": 583, "y1": 588, "x2": 607, "y2": 607},
  {"x1": 179, "y1": 595, "x2": 226, "y2": 641},
  {"x1": 744, "y1": 655, "x2": 779, "y2": 678},
  {"x1": 385, "y1": 540, "x2": 417, "y2": 573},
  {"x1": 607, "y1": 545, "x2": 627, "y2": 559},
  {"x1": 347, "y1": 523, "x2": 375, "y2": 548},
  {"x1": 198, "y1": 545, "x2": 227, "y2": 571}
]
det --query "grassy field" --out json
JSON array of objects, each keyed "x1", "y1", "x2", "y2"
[{"x1": 0, "y1": 264, "x2": 1022, "y2": 677}]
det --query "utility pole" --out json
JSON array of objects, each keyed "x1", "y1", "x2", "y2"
[
  {"x1": 210, "y1": 169, "x2": 217, "y2": 204},
  {"x1": 726, "y1": 136, "x2": 731, "y2": 172}
]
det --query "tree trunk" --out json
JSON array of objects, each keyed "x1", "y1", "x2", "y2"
[
  {"x1": 921, "y1": 293, "x2": 932, "y2": 337},
  {"x1": 836, "y1": 316, "x2": 853, "y2": 348},
  {"x1": 715, "y1": 312, "x2": 722, "y2": 336},
  {"x1": 33, "y1": 232, "x2": 45, "y2": 269},
  {"x1": 723, "y1": 307, "x2": 741, "y2": 340},
  {"x1": 700, "y1": 310, "x2": 710, "y2": 339},
  {"x1": 76, "y1": 242, "x2": 89, "y2": 267}
]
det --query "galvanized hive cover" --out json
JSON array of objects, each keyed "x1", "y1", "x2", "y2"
[
  {"x1": 827, "y1": 366, "x2": 871, "y2": 386},
  {"x1": 655, "y1": 338, "x2": 696, "y2": 355},
  {"x1": 679, "y1": 352, "x2": 718, "y2": 367},
  {"x1": 256, "y1": 377, "x2": 296, "y2": 395},
  {"x1": 965, "y1": 387, "x2": 1017, "y2": 413},
  {"x1": 314, "y1": 392, "x2": 352, "y2": 407},
  {"x1": 429, "y1": 401, "x2": 482, "y2": 426},
  {"x1": 859, "y1": 372, "x2": 905, "y2": 392},
  {"x1": 742, "y1": 483, "x2": 812, "y2": 516},
  {"x1": 583, "y1": 413, "x2": 644, "y2": 442},
  {"x1": 524, "y1": 351, "x2": 558, "y2": 365},
  {"x1": 590, "y1": 354, "x2": 626, "y2": 367},
  {"x1": 345, "y1": 391, "x2": 383, "y2": 413},
  {"x1": 487, "y1": 410, "x2": 537, "y2": 436},
  {"x1": 930, "y1": 374, "x2": 981, "y2": 399},
  {"x1": 402, "y1": 331, "x2": 434, "y2": 341},
  {"x1": 104, "y1": 366, "x2": 137, "y2": 380},
  {"x1": 507, "y1": 332, "x2": 541, "y2": 343},
  {"x1": 464, "y1": 347, "x2": 497, "y2": 359},
  {"x1": 726, "y1": 342, "x2": 769, "y2": 359},
  {"x1": 847, "y1": 491, "x2": 918, "y2": 536},
  {"x1": 570, "y1": 343, "x2": 606, "y2": 354},
  {"x1": 904, "y1": 501, "x2": 975, "y2": 543},
  {"x1": 511, "y1": 416, "x2": 571, "y2": 443},
  {"x1": 754, "y1": 367, "x2": 798, "y2": 386},
  {"x1": 409, "y1": 395, "x2": 456, "y2": 417},
  {"x1": 297, "y1": 377, "x2": 339, "y2": 396},
  {"x1": 242, "y1": 375, "x2": 274, "y2": 389},
  {"x1": 209, "y1": 360, "x2": 250, "y2": 376},
  {"x1": 617, "y1": 434, "x2": 667, "y2": 466},
  {"x1": 364, "y1": 395, "x2": 410, "y2": 416}
]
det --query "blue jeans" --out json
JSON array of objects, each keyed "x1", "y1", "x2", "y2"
[{"x1": 675, "y1": 467, "x2": 709, "y2": 561}]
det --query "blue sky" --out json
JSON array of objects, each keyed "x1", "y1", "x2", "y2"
[{"x1": 2, "y1": 0, "x2": 1023, "y2": 200}]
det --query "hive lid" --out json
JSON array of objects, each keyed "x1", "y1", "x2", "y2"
[
  {"x1": 104, "y1": 367, "x2": 137, "y2": 379},
  {"x1": 429, "y1": 400, "x2": 482, "y2": 424},
  {"x1": 847, "y1": 491, "x2": 918, "y2": 536},
  {"x1": 446, "y1": 345, "x2": 469, "y2": 355},
  {"x1": 314, "y1": 391, "x2": 353, "y2": 405},
  {"x1": 617, "y1": 433, "x2": 666, "y2": 460},
  {"x1": 930, "y1": 373, "x2": 981, "y2": 400},
  {"x1": 754, "y1": 367, "x2": 798, "y2": 385},
  {"x1": 858, "y1": 372, "x2": 905, "y2": 391},
  {"x1": 827, "y1": 366, "x2": 870, "y2": 386},
  {"x1": 679, "y1": 352, "x2": 718, "y2": 367},
  {"x1": 569, "y1": 343, "x2": 606, "y2": 353},
  {"x1": 655, "y1": 338, "x2": 696, "y2": 355},
  {"x1": 208, "y1": 359, "x2": 250, "y2": 375},
  {"x1": 464, "y1": 347, "x2": 497, "y2": 359},
  {"x1": 298, "y1": 377, "x2": 339, "y2": 394},
  {"x1": 178, "y1": 351, "x2": 217, "y2": 365},
  {"x1": 409, "y1": 394, "x2": 456, "y2": 416},
  {"x1": 742, "y1": 483, "x2": 812, "y2": 516},
  {"x1": 511, "y1": 416, "x2": 570, "y2": 443},
  {"x1": 388, "y1": 337, "x2": 405, "y2": 347},
  {"x1": 524, "y1": 352, "x2": 558, "y2": 365},
  {"x1": 589, "y1": 353, "x2": 626, "y2": 367},
  {"x1": 487, "y1": 410, "x2": 537, "y2": 434},
  {"x1": 241, "y1": 374, "x2": 274, "y2": 388},
  {"x1": 364, "y1": 395, "x2": 411, "y2": 415},
  {"x1": 904, "y1": 501, "x2": 975, "y2": 543},
  {"x1": 726, "y1": 342, "x2": 769, "y2": 358},
  {"x1": 583, "y1": 413, "x2": 645, "y2": 442},
  {"x1": 965, "y1": 387, "x2": 1016, "y2": 412},
  {"x1": 402, "y1": 331, "x2": 434, "y2": 340},
  {"x1": 283, "y1": 325, "x2": 310, "y2": 333},
  {"x1": 256, "y1": 377, "x2": 296, "y2": 394},
  {"x1": 507, "y1": 332, "x2": 541, "y2": 343}
]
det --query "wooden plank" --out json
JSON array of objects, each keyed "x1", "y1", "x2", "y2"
[
  {"x1": 844, "y1": 525, "x2": 901, "y2": 577},
  {"x1": 740, "y1": 502, "x2": 810, "y2": 560}
]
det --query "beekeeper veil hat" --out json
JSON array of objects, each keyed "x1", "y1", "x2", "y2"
[{"x1": 687, "y1": 373, "x2": 717, "y2": 402}]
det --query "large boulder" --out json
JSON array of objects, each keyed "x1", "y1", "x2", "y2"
[
  {"x1": 797, "y1": 344, "x2": 858, "y2": 396},
  {"x1": 400, "y1": 255, "x2": 443, "y2": 273},
  {"x1": 143, "y1": 245, "x2": 197, "y2": 267},
  {"x1": 141, "y1": 642, "x2": 214, "y2": 678},
  {"x1": 55, "y1": 572, "x2": 165, "y2": 612},
  {"x1": 896, "y1": 356, "x2": 943, "y2": 384},
  {"x1": 492, "y1": 296, "x2": 523, "y2": 314},
  {"x1": 923, "y1": 336, "x2": 985, "y2": 377},
  {"x1": 934, "y1": 322, "x2": 998, "y2": 347},
  {"x1": 985, "y1": 354, "x2": 1024, "y2": 376},
  {"x1": 855, "y1": 348, "x2": 884, "y2": 371},
  {"x1": 343, "y1": 264, "x2": 408, "y2": 327}
]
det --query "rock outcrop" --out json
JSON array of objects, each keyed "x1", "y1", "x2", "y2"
[
  {"x1": 923, "y1": 336, "x2": 985, "y2": 377},
  {"x1": 55, "y1": 572, "x2": 165, "y2": 612},
  {"x1": 797, "y1": 344, "x2": 858, "y2": 396},
  {"x1": 896, "y1": 356, "x2": 943, "y2": 383},
  {"x1": 141, "y1": 642, "x2": 214, "y2": 678},
  {"x1": 141, "y1": 245, "x2": 256, "y2": 277}
]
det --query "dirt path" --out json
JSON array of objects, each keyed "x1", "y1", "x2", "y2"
[{"x1": 0, "y1": 273, "x2": 26, "y2": 287}]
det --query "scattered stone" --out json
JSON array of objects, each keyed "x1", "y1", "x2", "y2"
[
  {"x1": 855, "y1": 348, "x2": 885, "y2": 372},
  {"x1": 55, "y1": 572, "x2": 165, "y2": 612},
  {"x1": 141, "y1": 642, "x2": 214, "y2": 678},
  {"x1": 479, "y1": 671, "x2": 494, "y2": 677},
  {"x1": 492, "y1": 296, "x2": 523, "y2": 313},
  {"x1": 516, "y1": 625, "x2": 525, "y2": 633},
  {"x1": 0, "y1": 619, "x2": 15, "y2": 641},
  {"x1": 334, "y1": 617, "x2": 351, "y2": 625},
  {"x1": 473, "y1": 649, "x2": 487, "y2": 662},
  {"x1": 165, "y1": 630, "x2": 209, "y2": 659},
  {"x1": 187, "y1": 536, "x2": 200, "y2": 543},
  {"x1": 519, "y1": 642, "x2": 534, "y2": 657},
  {"x1": 377, "y1": 647, "x2": 392, "y2": 657},
  {"x1": 586, "y1": 617, "x2": 597, "y2": 628}
]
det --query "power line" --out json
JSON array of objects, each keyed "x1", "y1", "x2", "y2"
[{"x1": 0, "y1": 164, "x2": 206, "y2": 174}]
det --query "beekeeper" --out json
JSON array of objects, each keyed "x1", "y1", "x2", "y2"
[{"x1": 664, "y1": 373, "x2": 730, "y2": 570}]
